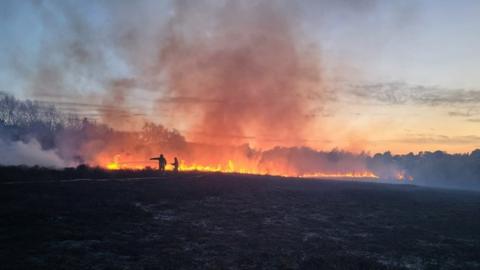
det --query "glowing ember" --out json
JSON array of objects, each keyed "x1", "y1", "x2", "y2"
[{"x1": 394, "y1": 170, "x2": 414, "y2": 181}]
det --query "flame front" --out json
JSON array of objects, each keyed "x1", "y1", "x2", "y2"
[
  {"x1": 101, "y1": 154, "x2": 381, "y2": 179},
  {"x1": 300, "y1": 171, "x2": 379, "y2": 179}
]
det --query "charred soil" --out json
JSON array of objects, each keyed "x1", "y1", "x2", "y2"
[{"x1": 1, "y1": 173, "x2": 479, "y2": 269}]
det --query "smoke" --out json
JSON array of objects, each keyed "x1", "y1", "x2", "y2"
[
  {"x1": 156, "y1": 1, "x2": 322, "y2": 147},
  {"x1": 3, "y1": 0, "x2": 421, "y2": 143},
  {"x1": 4, "y1": 1, "x2": 326, "y2": 146},
  {"x1": 368, "y1": 151, "x2": 480, "y2": 189},
  {"x1": 5, "y1": 0, "x2": 413, "y2": 151},
  {"x1": 0, "y1": 138, "x2": 66, "y2": 167},
  {"x1": 2, "y1": 94, "x2": 480, "y2": 189},
  {"x1": 259, "y1": 147, "x2": 370, "y2": 176}
]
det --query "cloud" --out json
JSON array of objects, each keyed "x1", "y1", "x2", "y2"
[
  {"x1": 384, "y1": 134, "x2": 480, "y2": 145},
  {"x1": 34, "y1": 100, "x2": 147, "y2": 119},
  {"x1": 156, "y1": 97, "x2": 225, "y2": 105},
  {"x1": 448, "y1": 111, "x2": 472, "y2": 117},
  {"x1": 349, "y1": 82, "x2": 480, "y2": 106}
]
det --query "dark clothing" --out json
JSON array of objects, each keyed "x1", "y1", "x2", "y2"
[
  {"x1": 150, "y1": 154, "x2": 167, "y2": 172},
  {"x1": 171, "y1": 157, "x2": 179, "y2": 173}
]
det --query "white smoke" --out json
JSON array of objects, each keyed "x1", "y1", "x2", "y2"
[{"x1": 0, "y1": 138, "x2": 66, "y2": 168}]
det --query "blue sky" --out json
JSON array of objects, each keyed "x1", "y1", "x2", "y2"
[{"x1": 301, "y1": 0, "x2": 480, "y2": 88}]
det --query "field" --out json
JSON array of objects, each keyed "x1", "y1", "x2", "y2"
[{"x1": 1, "y1": 173, "x2": 479, "y2": 270}]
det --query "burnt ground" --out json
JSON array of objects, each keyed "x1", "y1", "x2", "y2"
[{"x1": 1, "y1": 173, "x2": 479, "y2": 270}]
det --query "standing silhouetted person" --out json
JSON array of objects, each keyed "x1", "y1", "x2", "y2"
[
  {"x1": 150, "y1": 154, "x2": 167, "y2": 172},
  {"x1": 171, "y1": 157, "x2": 179, "y2": 173}
]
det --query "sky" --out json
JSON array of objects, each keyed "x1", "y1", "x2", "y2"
[{"x1": 0, "y1": 0, "x2": 479, "y2": 154}]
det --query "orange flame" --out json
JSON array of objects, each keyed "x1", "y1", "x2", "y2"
[
  {"x1": 106, "y1": 155, "x2": 121, "y2": 170},
  {"x1": 300, "y1": 171, "x2": 379, "y2": 179},
  {"x1": 394, "y1": 170, "x2": 414, "y2": 181},
  {"x1": 102, "y1": 154, "x2": 382, "y2": 179}
]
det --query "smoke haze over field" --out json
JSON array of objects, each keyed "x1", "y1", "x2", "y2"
[
  {"x1": 1, "y1": 95, "x2": 480, "y2": 190},
  {"x1": 0, "y1": 138, "x2": 66, "y2": 167}
]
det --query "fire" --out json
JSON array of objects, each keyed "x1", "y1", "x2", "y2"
[
  {"x1": 105, "y1": 155, "x2": 146, "y2": 170},
  {"x1": 394, "y1": 170, "x2": 414, "y2": 181},
  {"x1": 100, "y1": 154, "x2": 381, "y2": 179},
  {"x1": 300, "y1": 171, "x2": 379, "y2": 179},
  {"x1": 105, "y1": 157, "x2": 266, "y2": 174},
  {"x1": 106, "y1": 155, "x2": 121, "y2": 170},
  {"x1": 107, "y1": 162, "x2": 120, "y2": 170},
  {"x1": 178, "y1": 160, "x2": 265, "y2": 174}
]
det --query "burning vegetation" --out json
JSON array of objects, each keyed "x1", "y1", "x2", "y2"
[
  {"x1": 3, "y1": 94, "x2": 480, "y2": 190},
  {"x1": 0, "y1": 94, "x2": 381, "y2": 180},
  {"x1": 0, "y1": 1, "x2": 381, "y2": 179}
]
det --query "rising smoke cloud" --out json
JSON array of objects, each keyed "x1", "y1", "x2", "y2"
[
  {"x1": 156, "y1": 1, "x2": 322, "y2": 147},
  {"x1": 4, "y1": 1, "x2": 330, "y2": 146}
]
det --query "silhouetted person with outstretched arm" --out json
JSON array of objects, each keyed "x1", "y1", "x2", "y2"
[
  {"x1": 171, "y1": 157, "x2": 179, "y2": 173},
  {"x1": 150, "y1": 154, "x2": 167, "y2": 172}
]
